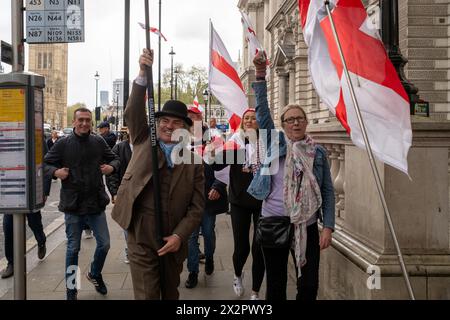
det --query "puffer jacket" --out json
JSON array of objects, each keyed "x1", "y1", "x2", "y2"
[{"x1": 44, "y1": 131, "x2": 120, "y2": 215}]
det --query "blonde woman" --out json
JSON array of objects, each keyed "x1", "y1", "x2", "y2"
[
  {"x1": 210, "y1": 108, "x2": 265, "y2": 300},
  {"x1": 248, "y1": 52, "x2": 335, "y2": 300}
]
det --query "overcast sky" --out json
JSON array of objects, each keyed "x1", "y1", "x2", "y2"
[{"x1": 0, "y1": 0, "x2": 243, "y2": 107}]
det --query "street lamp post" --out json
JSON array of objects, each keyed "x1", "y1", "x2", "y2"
[
  {"x1": 380, "y1": 0, "x2": 420, "y2": 115},
  {"x1": 94, "y1": 71, "x2": 100, "y2": 129},
  {"x1": 169, "y1": 47, "x2": 176, "y2": 99},
  {"x1": 202, "y1": 89, "x2": 209, "y2": 123},
  {"x1": 174, "y1": 67, "x2": 178, "y2": 100},
  {"x1": 116, "y1": 89, "x2": 120, "y2": 134}
]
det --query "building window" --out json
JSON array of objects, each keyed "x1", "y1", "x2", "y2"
[
  {"x1": 38, "y1": 53, "x2": 42, "y2": 69},
  {"x1": 48, "y1": 53, "x2": 53, "y2": 69},
  {"x1": 43, "y1": 53, "x2": 47, "y2": 69}
]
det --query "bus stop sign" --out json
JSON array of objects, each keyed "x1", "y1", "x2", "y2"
[{"x1": 25, "y1": 0, "x2": 85, "y2": 44}]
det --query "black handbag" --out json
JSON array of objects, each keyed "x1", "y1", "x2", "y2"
[{"x1": 255, "y1": 216, "x2": 294, "y2": 248}]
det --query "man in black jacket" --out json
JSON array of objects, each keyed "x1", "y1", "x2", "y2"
[
  {"x1": 97, "y1": 121, "x2": 117, "y2": 149},
  {"x1": 44, "y1": 107, "x2": 120, "y2": 300}
]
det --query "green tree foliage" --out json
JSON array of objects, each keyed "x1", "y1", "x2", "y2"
[
  {"x1": 156, "y1": 64, "x2": 217, "y2": 106},
  {"x1": 66, "y1": 102, "x2": 88, "y2": 125}
]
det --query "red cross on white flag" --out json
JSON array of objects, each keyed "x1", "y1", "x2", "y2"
[
  {"x1": 299, "y1": 0, "x2": 412, "y2": 174},
  {"x1": 138, "y1": 22, "x2": 168, "y2": 41},
  {"x1": 193, "y1": 95, "x2": 204, "y2": 113},
  {"x1": 240, "y1": 11, "x2": 264, "y2": 59},
  {"x1": 208, "y1": 21, "x2": 248, "y2": 132}
]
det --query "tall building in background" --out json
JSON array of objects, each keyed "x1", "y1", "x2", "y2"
[
  {"x1": 28, "y1": 44, "x2": 68, "y2": 129},
  {"x1": 100, "y1": 90, "x2": 109, "y2": 107}
]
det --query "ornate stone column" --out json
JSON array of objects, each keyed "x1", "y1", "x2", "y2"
[
  {"x1": 287, "y1": 62, "x2": 296, "y2": 104},
  {"x1": 276, "y1": 67, "x2": 287, "y2": 111}
]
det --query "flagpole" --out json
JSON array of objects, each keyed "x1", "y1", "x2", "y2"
[
  {"x1": 144, "y1": 0, "x2": 166, "y2": 299},
  {"x1": 207, "y1": 19, "x2": 213, "y2": 125},
  {"x1": 123, "y1": 0, "x2": 130, "y2": 126},
  {"x1": 158, "y1": 0, "x2": 162, "y2": 111},
  {"x1": 324, "y1": 1, "x2": 415, "y2": 300}
]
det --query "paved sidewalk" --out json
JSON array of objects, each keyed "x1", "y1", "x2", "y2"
[{"x1": 0, "y1": 204, "x2": 298, "y2": 300}]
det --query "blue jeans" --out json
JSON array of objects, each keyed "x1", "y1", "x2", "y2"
[
  {"x1": 3, "y1": 212, "x2": 46, "y2": 265},
  {"x1": 64, "y1": 212, "x2": 110, "y2": 288},
  {"x1": 187, "y1": 211, "x2": 216, "y2": 274}
]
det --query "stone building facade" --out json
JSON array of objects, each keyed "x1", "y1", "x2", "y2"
[
  {"x1": 28, "y1": 44, "x2": 68, "y2": 130},
  {"x1": 237, "y1": 0, "x2": 450, "y2": 300}
]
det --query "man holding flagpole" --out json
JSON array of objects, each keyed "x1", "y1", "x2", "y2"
[{"x1": 111, "y1": 49, "x2": 205, "y2": 300}]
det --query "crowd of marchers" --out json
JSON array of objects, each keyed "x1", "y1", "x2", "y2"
[{"x1": 1, "y1": 49, "x2": 335, "y2": 301}]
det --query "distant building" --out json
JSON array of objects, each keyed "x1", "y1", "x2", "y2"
[
  {"x1": 112, "y1": 79, "x2": 131, "y2": 129},
  {"x1": 100, "y1": 90, "x2": 109, "y2": 107},
  {"x1": 28, "y1": 44, "x2": 68, "y2": 129}
]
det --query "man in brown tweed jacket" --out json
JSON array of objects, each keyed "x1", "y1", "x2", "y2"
[{"x1": 111, "y1": 49, "x2": 205, "y2": 299}]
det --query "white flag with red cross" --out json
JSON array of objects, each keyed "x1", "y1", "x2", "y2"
[
  {"x1": 240, "y1": 11, "x2": 267, "y2": 62},
  {"x1": 298, "y1": 0, "x2": 412, "y2": 174},
  {"x1": 208, "y1": 21, "x2": 248, "y2": 132},
  {"x1": 193, "y1": 95, "x2": 204, "y2": 113},
  {"x1": 138, "y1": 22, "x2": 168, "y2": 41}
]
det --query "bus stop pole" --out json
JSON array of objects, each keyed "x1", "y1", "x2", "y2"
[
  {"x1": 13, "y1": 214, "x2": 26, "y2": 300},
  {"x1": 12, "y1": 0, "x2": 26, "y2": 300}
]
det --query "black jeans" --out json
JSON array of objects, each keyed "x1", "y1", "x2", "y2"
[
  {"x1": 3, "y1": 212, "x2": 46, "y2": 265},
  {"x1": 262, "y1": 222, "x2": 320, "y2": 300},
  {"x1": 230, "y1": 204, "x2": 265, "y2": 292}
]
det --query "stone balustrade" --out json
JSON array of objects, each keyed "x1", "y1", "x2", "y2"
[{"x1": 308, "y1": 118, "x2": 450, "y2": 299}]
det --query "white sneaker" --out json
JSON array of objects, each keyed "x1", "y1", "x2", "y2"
[
  {"x1": 250, "y1": 293, "x2": 259, "y2": 300},
  {"x1": 124, "y1": 253, "x2": 130, "y2": 264},
  {"x1": 233, "y1": 274, "x2": 245, "y2": 297},
  {"x1": 84, "y1": 229, "x2": 93, "y2": 239}
]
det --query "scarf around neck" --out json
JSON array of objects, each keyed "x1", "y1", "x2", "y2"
[
  {"x1": 284, "y1": 134, "x2": 322, "y2": 278},
  {"x1": 159, "y1": 141, "x2": 177, "y2": 168}
]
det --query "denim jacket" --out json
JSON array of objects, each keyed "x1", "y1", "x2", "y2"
[{"x1": 247, "y1": 81, "x2": 335, "y2": 230}]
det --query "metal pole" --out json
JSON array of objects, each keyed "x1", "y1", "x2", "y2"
[
  {"x1": 324, "y1": 1, "x2": 415, "y2": 300},
  {"x1": 12, "y1": 0, "x2": 24, "y2": 72},
  {"x1": 380, "y1": 0, "x2": 418, "y2": 114},
  {"x1": 174, "y1": 72, "x2": 177, "y2": 100},
  {"x1": 116, "y1": 93, "x2": 119, "y2": 134},
  {"x1": 123, "y1": 0, "x2": 130, "y2": 125},
  {"x1": 144, "y1": 0, "x2": 166, "y2": 299},
  {"x1": 12, "y1": 0, "x2": 26, "y2": 300},
  {"x1": 95, "y1": 78, "x2": 98, "y2": 111},
  {"x1": 13, "y1": 214, "x2": 26, "y2": 300},
  {"x1": 204, "y1": 94, "x2": 208, "y2": 124},
  {"x1": 169, "y1": 47, "x2": 175, "y2": 99},
  {"x1": 95, "y1": 74, "x2": 99, "y2": 129},
  {"x1": 207, "y1": 20, "x2": 212, "y2": 127},
  {"x1": 158, "y1": 0, "x2": 162, "y2": 111}
]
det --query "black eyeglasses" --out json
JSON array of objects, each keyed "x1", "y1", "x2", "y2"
[{"x1": 282, "y1": 116, "x2": 306, "y2": 124}]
